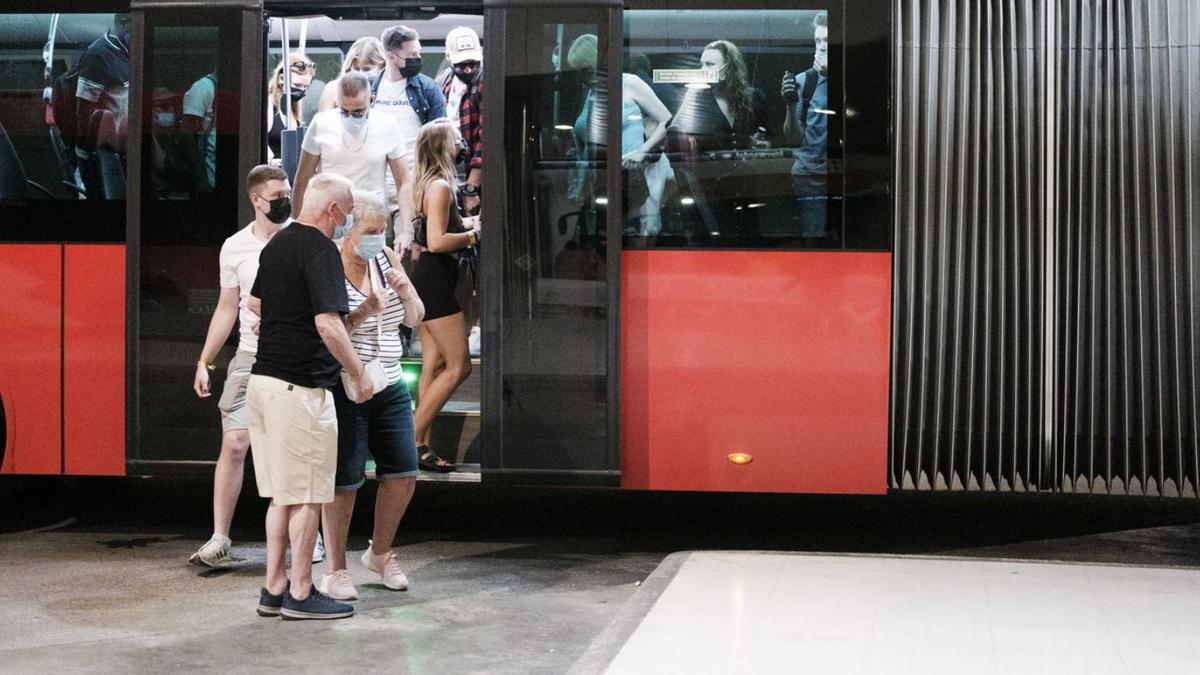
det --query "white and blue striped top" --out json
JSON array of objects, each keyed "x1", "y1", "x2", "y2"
[{"x1": 345, "y1": 252, "x2": 407, "y2": 386}]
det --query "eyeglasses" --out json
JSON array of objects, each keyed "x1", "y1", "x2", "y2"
[
  {"x1": 453, "y1": 61, "x2": 480, "y2": 71},
  {"x1": 290, "y1": 61, "x2": 317, "y2": 74}
]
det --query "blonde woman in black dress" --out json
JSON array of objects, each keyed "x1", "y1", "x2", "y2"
[{"x1": 409, "y1": 118, "x2": 480, "y2": 472}]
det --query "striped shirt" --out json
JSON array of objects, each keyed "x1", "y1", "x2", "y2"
[{"x1": 345, "y1": 253, "x2": 407, "y2": 386}]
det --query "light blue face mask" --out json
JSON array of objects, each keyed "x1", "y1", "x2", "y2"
[
  {"x1": 333, "y1": 207, "x2": 354, "y2": 240},
  {"x1": 355, "y1": 233, "x2": 386, "y2": 260}
]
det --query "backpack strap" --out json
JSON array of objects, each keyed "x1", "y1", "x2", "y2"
[{"x1": 798, "y1": 67, "x2": 819, "y2": 128}]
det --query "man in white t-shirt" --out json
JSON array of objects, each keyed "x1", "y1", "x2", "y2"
[
  {"x1": 292, "y1": 71, "x2": 412, "y2": 233},
  {"x1": 189, "y1": 165, "x2": 291, "y2": 567},
  {"x1": 374, "y1": 25, "x2": 447, "y2": 256}
]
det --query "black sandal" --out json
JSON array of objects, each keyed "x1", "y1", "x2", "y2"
[{"x1": 418, "y1": 446, "x2": 456, "y2": 473}]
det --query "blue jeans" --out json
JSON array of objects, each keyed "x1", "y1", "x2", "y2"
[{"x1": 332, "y1": 380, "x2": 418, "y2": 491}]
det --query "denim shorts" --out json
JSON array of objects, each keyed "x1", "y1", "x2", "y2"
[{"x1": 332, "y1": 379, "x2": 419, "y2": 491}]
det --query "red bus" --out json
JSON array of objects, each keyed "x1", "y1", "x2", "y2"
[{"x1": 6, "y1": 0, "x2": 1189, "y2": 497}]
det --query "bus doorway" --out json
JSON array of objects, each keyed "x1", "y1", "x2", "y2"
[{"x1": 262, "y1": 8, "x2": 487, "y2": 483}]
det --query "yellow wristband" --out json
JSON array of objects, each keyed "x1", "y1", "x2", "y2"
[{"x1": 197, "y1": 360, "x2": 215, "y2": 371}]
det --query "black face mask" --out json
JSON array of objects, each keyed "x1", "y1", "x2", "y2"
[
  {"x1": 452, "y1": 63, "x2": 478, "y2": 85},
  {"x1": 262, "y1": 196, "x2": 291, "y2": 224},
  {"x1": 399, "y1": 57, "x2": 423, "y2": 79},
  {"x1": 289, "y1": 86, "x2": 308, "y2": 101}
]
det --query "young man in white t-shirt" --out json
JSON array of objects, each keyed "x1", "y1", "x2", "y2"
[
  {"x1": 189, "y1": 165, "x2": 291, "y2": 566},
  {"x1": 292, "y1": 71, "x2": 412, "y2": 234},
  {"x1": 375, "y1": 25, "x2": 447, "y2": 257}
]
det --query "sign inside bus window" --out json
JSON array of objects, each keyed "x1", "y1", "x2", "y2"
[{"x1": 651, "y1": 68, "x2": 719, "y2": 85}]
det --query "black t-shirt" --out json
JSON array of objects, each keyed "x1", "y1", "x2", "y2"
[{"x1": 250, "y1": 223, "x2": 349, "y2": 389}]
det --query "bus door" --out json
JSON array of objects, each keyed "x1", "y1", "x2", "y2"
[
  {"x1": 483, "y1": 2, "x2": 624, "y2": 485},
  {"x1": 127, "y1": 0, "x2": 261, "y2": 473}
]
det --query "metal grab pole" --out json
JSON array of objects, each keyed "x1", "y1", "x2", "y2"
[{"x1": 281, "y1": 18, "x2": 293, "y2": 129}]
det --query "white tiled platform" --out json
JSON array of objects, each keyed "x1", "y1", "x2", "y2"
[{"x1": 604, "y1": 552, "x2": 1200, "y2": 675}]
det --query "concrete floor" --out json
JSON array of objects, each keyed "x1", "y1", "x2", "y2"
[{"x1": 2, "y1": 479, "x2": 1200, "y2": 674}]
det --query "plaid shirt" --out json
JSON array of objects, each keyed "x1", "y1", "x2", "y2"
[{"x1": 437, "y1": 68, "x2": 483, "y2": 172}]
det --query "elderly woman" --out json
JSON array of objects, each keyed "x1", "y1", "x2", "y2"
[
  {"x1": 319, "y1": 191, "x2": 425, "y2": 602},
  {"x1": 318, "y1": 37, "x2": 388, "y2": 112}
]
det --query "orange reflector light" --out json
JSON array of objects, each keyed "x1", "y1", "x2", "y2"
[{"x1": 727, "y1": 453, "x2": 753, "y2": 465}]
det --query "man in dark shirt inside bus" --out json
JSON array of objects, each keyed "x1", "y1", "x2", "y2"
[
  {"x1": 75, "y1": 13, "x2": 131, "y2": 199},
  {"x1": 245, "y1": 173, "x2": 376, "y2": 621},
  {"x1": 782, "y1": 12, "x2": 830, "y2": 240}
]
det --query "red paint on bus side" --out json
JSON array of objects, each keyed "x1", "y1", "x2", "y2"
[
  {"x1": 621, "y1": 250, "x2": 891, "y2": 494},
  {"x1": 0, "y1": 245, "x2": 62, "y2": 475},
  {"x1": 64, "y1": 245, "x2": 126, "y2": 476}
]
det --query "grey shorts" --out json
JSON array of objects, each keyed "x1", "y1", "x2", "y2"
[{"x1": 217, "y1": 350, "x2": 255, "y2": 433}]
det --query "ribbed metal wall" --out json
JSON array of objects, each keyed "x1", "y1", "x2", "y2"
[
  {"x1": 1056, "y1": 0, "x2": 1200, "y2": 496},
  {"x1": 893, "y1": 0, "x2": 1048, "y2": 491},
  {"x1": 892, "y1": 0, "x2": 1200, "y2": 494}
]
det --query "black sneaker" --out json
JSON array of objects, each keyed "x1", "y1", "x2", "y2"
[
  {"x1": 257, "y1": 583, "x2": 288, "y2": 617},
  {"x1": 280, "y1": 585, "x2": 354, "y2": 621}
]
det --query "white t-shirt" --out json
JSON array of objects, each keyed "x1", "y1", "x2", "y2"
[
  {"x1": 301, "y1": 108, "x2": 405, "y2": 205},
  {"x1": 372, "y1": 76, "x2": 423, "y2": 169},
  {"x1": 219, "y1": 222, "x2": 273, "y2": 354},
  {"x1": 446, "y1": 76, "x2": 467, "y2": 124}
]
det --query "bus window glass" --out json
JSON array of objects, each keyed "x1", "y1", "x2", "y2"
[
  {"x1": 621, "y1": 9, "x2": 843, "y2": 249},
  {"x1": 0, "y1": 13, "x2": 129, "y2": 203},
  {"x1": 499, "y1": 13, "x2": 613, "y2": 470}
]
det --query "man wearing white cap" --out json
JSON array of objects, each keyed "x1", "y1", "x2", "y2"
[{"x1": 435, "y1": 26, "x2": 483, "y2": 215}]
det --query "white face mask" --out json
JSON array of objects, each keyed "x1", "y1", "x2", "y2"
[
  {"x1": 341, "y1": 113, "x2": 369, "y2": 139},
  {"x1": 814, "y1": 49, "x2": 828, "y2": 73}
]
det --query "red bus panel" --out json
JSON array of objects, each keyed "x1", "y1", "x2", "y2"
[
  {"x1": 621, "y1": 250, "x2": 891, "y2": 494},
  {"x1": 64, "y1": 245, "x2": 126, "y2": 476},
  {"x1": 0, "y1": 245, "x2": 62, "y2": 475}
]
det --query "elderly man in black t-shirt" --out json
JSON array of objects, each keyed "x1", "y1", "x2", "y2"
[{"x1": 246, "y1": 172, "x2": 379, "y2": 621}]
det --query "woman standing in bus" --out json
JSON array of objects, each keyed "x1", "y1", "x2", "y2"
[
  {"x1": 317, "y1": 37, "x2": 387, "y2": 113},
  {"x1": 319, "y1": 191, "x2": 425, "y2": 601},
  {"x1": 409, "y1": 119, "x2": 480, "y2": 472},
  {"x1": 565, "y1": 33, "x2": 674, "y2": 237},
  {"x1": 266, "y1": 52, "x2": 315, "y2": 161}
]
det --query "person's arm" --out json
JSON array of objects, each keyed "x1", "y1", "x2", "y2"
[
  {"x1": 463, "y1": 80, "x2": 483, "y2": 214},
  {"x1": 291, "y1": 150, "x2": 321, "y2": 215},
  {"x1": 423, "y1": 181, "x2": 477, "y2": 254},
  {"x1": 388, "y1": 156, "x2": 415, "y2": 250},
  {"x1": 625, "y1": 75, "x2": 671, "y2": 161},
  {"x1": 782, "y1": 72, "x2": 804, "y2": 144},
  {"x1": 382, "y1": 247, "x2": 424, "y2": 327},
  {"x1": 317, "y1": 79, "x2": 338, "y2": 113},
  {"x1": 193, "y1": 286, "x2": 241, "y2": 397},
  {"x1": 314, "y1": 312, "x2": 372, "y2": 403}
]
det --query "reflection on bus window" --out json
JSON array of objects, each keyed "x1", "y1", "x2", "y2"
[
  {"x1": 622, "y1": 9, "x2": 842, "y2": 249},
  {"x1": 0, "y1": 13, "x2": 128, "y2": 201},
  {"x1": 146, "y1": 25, "x2": 223, "y2": 200}
]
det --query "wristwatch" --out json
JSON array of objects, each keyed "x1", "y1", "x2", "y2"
[{"x1": 461, "y1": 183, "x2": 480, "y2": 197}]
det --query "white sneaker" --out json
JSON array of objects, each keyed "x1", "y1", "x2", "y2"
[
  {"x1": 189, "y1": 534, "x2": 232, "y2": 567},
  {"x1": 319, "y1": 569, "x2": 359, "y2": 601},
  {"x1": 361, "y1": 541, "x2": 408, "y2": 591},
  {"x1": 312, "y1": 531, "x2": 326, "y2": 563}
]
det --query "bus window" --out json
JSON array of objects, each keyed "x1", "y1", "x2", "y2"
[
  {"x1": 621, "y1": 9, "x2": 846, "y2": 249},
  {"x1": 0, "y1": 12, "x2": 128, "y2": 242}
]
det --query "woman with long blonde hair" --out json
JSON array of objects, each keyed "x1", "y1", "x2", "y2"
[
  {"x1": 408, "y1": 118, "x2": 479, "y2": 473},
  {"x1": 318, "y1": 37, "x2": 387, "y2": 112},
  {"x1": 266, "y1": 52, "x2": 316, "y2": 159}
]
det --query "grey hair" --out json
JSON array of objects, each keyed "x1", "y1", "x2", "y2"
[
  {"x1": 338, "y1": 70, "x2": 371, "y2": 101},
  {"x1": 350, "y1": 190, "x2": 388, "y2": 228},
  {"x1": 381, "y1": 25, "x2": 419, "y2": 53},
  {"x1": 304, "y1": 173, "x2": 354, "y2": 215}
]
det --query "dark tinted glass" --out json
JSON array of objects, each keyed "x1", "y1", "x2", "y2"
[{"x1": 0, "y1": 12, "x2": 128, "y2": 242}]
